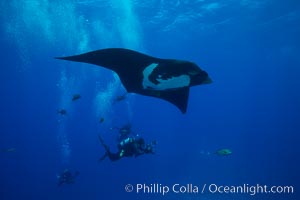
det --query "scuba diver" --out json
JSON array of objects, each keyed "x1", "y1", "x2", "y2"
[
  {"x1": 98, "y1": 134, "x2": 156, "y2": 162},
  {"x1": 57, "y1": 169, "x2": 79, "y2": 186}
]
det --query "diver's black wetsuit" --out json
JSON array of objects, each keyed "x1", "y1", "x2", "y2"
[{"x1": 98, "y1": 135, "x2": 154, "y2": 162}]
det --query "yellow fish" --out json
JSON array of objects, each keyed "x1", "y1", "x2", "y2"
[{"x1": 215, "y1": 148, "x2": 232, "y2": 156}]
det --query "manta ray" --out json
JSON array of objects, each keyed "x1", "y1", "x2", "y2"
[{"x1": 56, "y1": 48, "x2": 212, "y2": 113}]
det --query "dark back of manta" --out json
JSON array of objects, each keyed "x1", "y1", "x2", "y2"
[{"x1": 56, "y1": 48, "x2": 212, "y2": 113}]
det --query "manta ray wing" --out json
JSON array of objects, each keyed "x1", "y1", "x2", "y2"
[{"x1": 56, "y1": 48, "x2": 159, "y2": 92}]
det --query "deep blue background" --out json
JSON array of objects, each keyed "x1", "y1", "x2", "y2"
[{"x1": 0, "y1": 0, "x2": 299, "y2": 199}]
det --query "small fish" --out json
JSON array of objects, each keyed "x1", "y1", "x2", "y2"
[
  {"x1": 1, "y1": 148, "x2": 16, "y2": 153},
  {"x1": 72, "y1": 94, "x2": 81, "y2": 101},
  {"x1": 113, "y1": 93, "x2": 127, "y2": 103},
  {"x1": 215, "y1": 148, "x2": 232, "y2": 156},
  {"x1": 99, "y1": 117, "x2": 104, "y2": 123},
  {"x1": 57, "y1": 109, "x2": 67, "y2": 115}
]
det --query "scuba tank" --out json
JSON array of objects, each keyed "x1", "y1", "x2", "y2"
[{"x1": 119, "y1": 137, "x2": 134, "y2": 147}]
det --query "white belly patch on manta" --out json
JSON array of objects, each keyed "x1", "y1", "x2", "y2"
[{"x1": 142, "y1": 63, "x2": 191, "y2": 90}]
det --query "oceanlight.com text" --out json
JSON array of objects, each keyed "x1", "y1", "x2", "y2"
[
  {"x1": 124, "y1": 183, "x2": 294, "y2": 196},
  {"x1": 207, "y1": 184, "x2": 294, "y2": 196}
]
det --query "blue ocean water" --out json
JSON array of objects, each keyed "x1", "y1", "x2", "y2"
[{"x1": 0, "y1": 0, "x2": 299, "y2": 200}]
